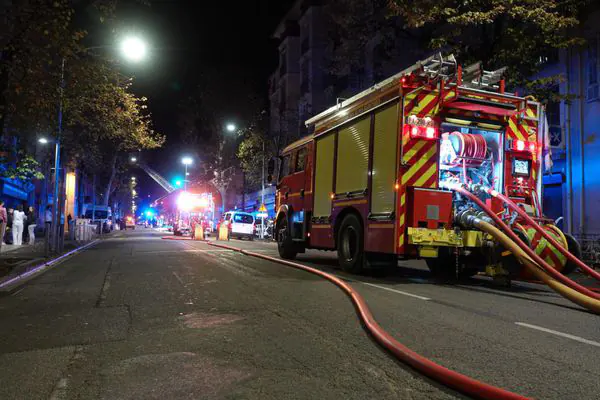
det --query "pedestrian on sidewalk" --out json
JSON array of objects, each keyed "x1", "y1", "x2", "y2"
[
  {"x1": 6, "y1": 207, "x2": 13, "y2": 244},
  {"x1": 0, "y1": 200, "x2": 7, "y2": 249},
  {"x1": 12, "y1": 205, "x2": 26, "y2": 246},
  {"x1": 27, "y1": 206, "x2": 37, "y2": 245}
]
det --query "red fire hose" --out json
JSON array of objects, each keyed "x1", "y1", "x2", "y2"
[
  {"x1": 481, "y1": 186, "x2": 600, "y2": 281},
  {"x1": 453, "y1": 185, "x2": 600, "y2": 300},
  {"x1": 479, "y1": 186, "x2": 600, "y2": 282},
  {"x1": 206, "y1": 241, "x2": 529, "y2": 400}
]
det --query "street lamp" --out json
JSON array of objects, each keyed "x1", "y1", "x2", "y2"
[
  {"x1": 38, "y1": 137, "x2": 49, "y2": 144},
  {"x1": 49, "y1": 36, "x2": 148, "y2": 250},
  {"x1": 120, "y1": 37, "x2": 147, "y2": 63},
  {"x1": 130, "y1": 156, "x2": 137, "y2": 162},
  {"x1": 181, "y1": 156, "x2": 193, "y2": 191},
  {"x1": 226, "y1": 123, "x2": 236, "y2": 133}
]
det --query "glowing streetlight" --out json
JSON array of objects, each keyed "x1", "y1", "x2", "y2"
[
  {"x1": 38, "y1": 137, "x2": 49, "y2": 144},
  {"x1": 131, "y1": 176, "x2": 136, "y2": 181},
  {"x1": 181, "y1": 157, "x2": 193, "y2": 190},
  {"x1": 130, "y1": 156, "x2": 137, "y2": 162},
  {"x1": 120, "y1": 36, "x2": 147, "y2": 62},
  {"x1": 226, "y1": 123, "x2": 236, "y2": 133},
  {"x1": 181, "y1": 156, "x2": 193, "y2": 166}
]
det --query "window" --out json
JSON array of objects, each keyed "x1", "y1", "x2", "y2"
[
  {"x1": 295, "y1": 147, "x2": 307, "y2": 172},
  {"x1": 233, "y1": 213, "x2": 254, "y2": 224},
  {"x1": 224, "y1": 213, "x2": 231, "y2": 221},
  {"x1": 280, "y1": 154, "x2": 291, "y2": 177}
]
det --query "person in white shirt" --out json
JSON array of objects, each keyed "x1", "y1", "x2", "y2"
[{"x1": 12, "y1": 205, "x2": 26, "y2": 246}]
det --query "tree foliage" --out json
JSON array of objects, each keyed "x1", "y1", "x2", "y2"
[
  {"x1": 237, "y1": 130, "x2": 275, "y2": 191},
  {"x1": 326, "y1": 0, "x2": 590, "y2": 100},
  {"x1": 388, "y1": 0, "x2": 589, "y2": 91},
  {"x1": 0, "y1": 0, "x2": 163, "y2": 190}
]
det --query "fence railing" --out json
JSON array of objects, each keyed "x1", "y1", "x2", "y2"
[{"x1": 573, "y1": 234, "x2": 600, "y2": 268}]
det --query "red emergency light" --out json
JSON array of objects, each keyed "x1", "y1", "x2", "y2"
[
  {"x1": 511, "y1": 139, "x2": 537, "y2": 154},
  {"x1": 405, "y1": 124, "x2": 439, "y2": 140}
]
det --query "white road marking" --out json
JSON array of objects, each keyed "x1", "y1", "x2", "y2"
[
  {"x1": 360, "y1": 282, "x2": 431, "y2": 301},
  {"x1": 172, "y1": 271, "x2": 185, "y2": 285},
  {"x1": 515, "y1": 322, "x2": 600, "y2": 348}
]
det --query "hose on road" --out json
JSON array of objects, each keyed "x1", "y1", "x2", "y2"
[
  {"x1": 473, "y1": 219, "x2": 600, "y2": 313},
  {"x1": 453, "y1": 185, "x2": 600, "y2": 303},
  {"x1": 478, "y1": 185, "x2": 600, "y2": 282},
  {"x1": 206, "y1": 241, "x2": 529, "y2": 400}
]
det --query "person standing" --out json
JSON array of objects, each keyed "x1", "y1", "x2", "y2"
[
  {"x1": 0, "y1": 200, "x2": 7, "y2": 249},
  {"x1": 27, "y1": 206, "x2": 37, "y2": 245},
  {"x1": 12, "y1": 205, "x2": 26, "y2": 246}
]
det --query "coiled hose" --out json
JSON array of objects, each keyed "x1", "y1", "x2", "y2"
[
  {"x1": 207, "y1": 241, "x2": 529, "y2": 400},
  {"x1": 478, "y1": 185, "x2": 600, "y2": 282}
]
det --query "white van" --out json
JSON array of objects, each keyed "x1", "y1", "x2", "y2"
[{"x1": 221, "y1": 211, "x2": 254, "y2": 240}]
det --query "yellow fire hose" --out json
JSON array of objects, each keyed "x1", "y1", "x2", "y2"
[{"x1": 475, "y1": 219, "x2": 600, "y2": 314}]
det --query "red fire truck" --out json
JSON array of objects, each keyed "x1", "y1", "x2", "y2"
[{"x1": 271, "y1": 54, "x2": 580, "y2": 281}]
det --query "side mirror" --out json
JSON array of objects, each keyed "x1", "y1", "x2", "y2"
[{"x1": 267, "y1": 158, "x2": 275, "y2": 175}]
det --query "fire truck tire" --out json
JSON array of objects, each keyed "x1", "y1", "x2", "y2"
[
  {"x1": 562, "y1": 233, "x2": 581, "y2": 275},
  {"x1": 337, "y1": 214, "x2": 365, "y2": 274},
  {"x1": 277, "y1": 216, "x2": 297, "y2": 260}
]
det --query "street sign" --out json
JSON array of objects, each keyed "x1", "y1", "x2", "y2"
[{"x1": 258, "y1": 203, "x2": 267, "y2": 212}]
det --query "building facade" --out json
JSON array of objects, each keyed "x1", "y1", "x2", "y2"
[
  {"x1": 542, "y1": 7, "x2": 600, "y2": 236},
  {"x1": 269, "y1": 0, "x2": 423, "y2": 150}
]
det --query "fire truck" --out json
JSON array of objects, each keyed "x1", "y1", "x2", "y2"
[{"x1": 271, "y1": 53, "x2": 580, "y2": 282}]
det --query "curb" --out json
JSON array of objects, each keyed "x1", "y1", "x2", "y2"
[{"x1": 0, "y1": 240, "x2": 100, "y2": 296}]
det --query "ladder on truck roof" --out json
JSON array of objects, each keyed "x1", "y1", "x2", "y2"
[
  {"x1": 306, "y1": 53, "x2": 510, "y2": 127},
  {"x1": 460, "y1": 62, "x2": 507, "y2": 92},
  {"x1": 305, "y1": 53, "x2": 458, "y2": 127},
  {"x1": 138, "y1": 162, "x2": 176, "y2": 193}
]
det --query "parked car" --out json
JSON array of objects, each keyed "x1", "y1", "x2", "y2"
[
  {"x1": 125, "y1": 215, "x2": 136, "y2": 230},
  {"x1": 220, "y1": 211, "x2": 255, "y2": 240}
]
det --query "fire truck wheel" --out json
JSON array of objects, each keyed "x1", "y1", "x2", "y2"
[
  {"x1": 562, "y1": 233, "x2": 581, "y2": 275},
  {"x1": 277, "y1": 216, "x2": 297, "y2": 260},
  {"x1": 337, "y1": 214, "x2": 365, "y2": 274}
]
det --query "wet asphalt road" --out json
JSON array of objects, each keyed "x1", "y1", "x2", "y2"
[{"x1": 0, "y1": 228, "x2": 598, "y2": 399}]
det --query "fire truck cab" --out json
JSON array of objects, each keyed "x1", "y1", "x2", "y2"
[{"x1": 273, "y1": 53, "x2": 579, "y2": 280}]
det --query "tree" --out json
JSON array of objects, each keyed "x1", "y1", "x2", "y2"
[
  {"x1": 326, "y1": 0, "x2": 589, "y2": 100},
  {"x1": 389, "y1": 0, "x2": 588, "y2": 94},
  {"x1": 237, "y1": 130, "x2": 275, "y2": 192},
  {"x1": 0, "y1": 0, "x2": 164, "y2": 204}
]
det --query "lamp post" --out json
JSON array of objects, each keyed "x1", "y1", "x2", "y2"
[
  {"x1": 50, "y1": 36, "x2": 148, "y2": 251},
  {"x1": 181, "y1": 157, "x2": 193, "y2": 191}
]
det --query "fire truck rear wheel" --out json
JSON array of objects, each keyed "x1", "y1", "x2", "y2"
[
  {"x1": 337, "y1": 214, "x2": 365, "y2": 274},
  {"x1": 277, "y1": 216, "x2": 297, "y2": 260}
]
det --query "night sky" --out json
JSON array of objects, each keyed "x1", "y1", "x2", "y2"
[{"x1": 105, "y1": 0, "x2": 295, "y2": 203}]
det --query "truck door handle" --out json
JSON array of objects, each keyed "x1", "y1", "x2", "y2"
[
  {"x1": 300, "y1": 189, "x2": 305, "y2": 198},
  {"x1": 285, "y1": 191, "x2": 289, "y2": 199}
]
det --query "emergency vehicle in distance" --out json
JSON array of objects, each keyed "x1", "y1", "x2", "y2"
[
  {"x1": 152, "y1": 182, "x2": 221, "y2": 237},
  {"x1": 270, "y1": 53, "x2": 580, "y2": 283}
]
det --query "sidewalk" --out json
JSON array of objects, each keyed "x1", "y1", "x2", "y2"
[{"x1": 0, "y1": 239, "x2": 80, "y2": 285}]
